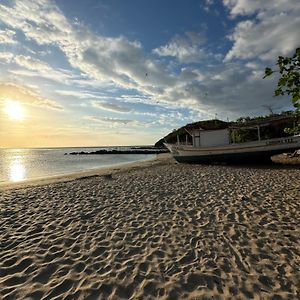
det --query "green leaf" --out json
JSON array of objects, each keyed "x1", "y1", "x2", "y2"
[
  {"x1": 292, "y1": 94, "x2": 300, "y2": 103},
  {"x1": 274, "y1": 88, "x2": 283, "y2": 96},
  {"x1": 264, "y1": 67, "x2": 273, "y2": 78},
  {"x1": 265, "y1": 48, "x2": 300, "y2": 110},
  {"x1": 278, "y1": 77, "x2": 288, "y2": 86}
]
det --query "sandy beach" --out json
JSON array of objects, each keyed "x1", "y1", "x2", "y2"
[{"x1": 0, "y1": 154, "x2": 299, "y2": 299}]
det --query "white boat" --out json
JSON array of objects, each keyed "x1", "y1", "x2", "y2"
[{"x1": 165, "y1": 121, "x2": 300, "y2": 164}]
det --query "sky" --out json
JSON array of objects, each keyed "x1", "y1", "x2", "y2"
[{"x1": 0, "y1": 0, "x2": 299, "y2": 147}]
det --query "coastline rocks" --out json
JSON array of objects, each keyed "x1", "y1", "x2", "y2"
[{"x1": 67, "y1": 147, "x2": 168, "y2": 155}]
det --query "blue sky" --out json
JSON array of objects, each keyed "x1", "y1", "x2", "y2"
[{"x1": 0, "y1": 0, "x2": 299, "y2": 147}]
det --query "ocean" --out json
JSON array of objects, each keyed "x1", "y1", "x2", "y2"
[{"x1": 0, "y1": 147, "x2": 156, "y2": 184}]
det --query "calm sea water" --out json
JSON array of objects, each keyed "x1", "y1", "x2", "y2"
[{"x1": 0, "y1": 147, "x2": 155, "y2": 184}]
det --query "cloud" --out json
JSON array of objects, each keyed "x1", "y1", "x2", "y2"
[
  {"x1": 0, "y1": 52, "x2": 14, "y2": 62},
  {"x1": 0, "y1": 29, "x2": 17, "y2": 44},
  {"x1": 223, "y1": 0, "x2": 298, "y2": 16},
  {"x1": 56, "y1": 89, "x2": 176, "y2": 118},
  {"x1": 55, "y1": 90, "x2": 104, "y2": 99},
  {"x1": 203, "y1": 0, "x2": 216, "y2": 11},
  {"x1": 77, "y1": 36, "x2": 175, "y2": 94},
  {"x1": 0, "y1": 0, "x2": 295, "y2": 122},
  {"x1": 0, "y1": 82, "x2": 63, "y2": 110},
  {"x1": 10, "y1": 55, "x2": 108, "y2": 90},
  {"x1": 0, "y1": 0, "x2": 72, "y2": 46},
  {"x1": 180, "y1": 62, "x2": 290, "y2": 118},
  {"x1": 0, "y1": 0, "x2": 174, "y2": 104},
  {"x1": 11, "y1": 55, "x2": 73, "y2": 83},
  {"x1": 0, "y1": 0, "x2": 175, "y2": 95},
  {"x1": 153, "y1": 31, "x2": 207, "y2": 63},
  {"x1": 224, "y1": 0, "x2": 300, "y2": 61},
  {"x1": 91, "y1": 101, "x2": 131, "y2": 113},
  {"x1": 14, "y1": 55, "x2": 52, "y2": 72},
  {"x1": 86, "y1": 116, "x2": 141, "y2": 126}
]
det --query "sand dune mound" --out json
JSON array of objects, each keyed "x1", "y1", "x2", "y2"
[{"x1": 271, "y1": 150, "x2": 300, "y2": 165}]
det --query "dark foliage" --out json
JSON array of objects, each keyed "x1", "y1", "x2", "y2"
[{"x1": 264, "y1": 48, "x2": 300, "y2": 134}]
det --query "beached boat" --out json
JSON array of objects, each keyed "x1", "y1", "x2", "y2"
[{"x1": 165, "y1": 119, "x2": 300, "y2": 163}]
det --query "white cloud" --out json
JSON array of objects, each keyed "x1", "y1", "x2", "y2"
[
  {"x1": 0, "y1": 82, "x2": 63, "y2": 110},
  {"x1": 0, "y1": 29, "x2": 17, "y2": 44},
  {"x1": 223, "y1": 0, "x2": 298, "y2": 16},
  {"x1": 91, "y1": 100, "x2": 131, "y2": 113},
  {"x1": 10, "y1": 55, "x2": 109, "y2": 90},
  {"x1": 86, "y1": 116, "x2": 141, "y2": 127},
  {"x1": 0, "y1": 0, "x2": 72, "y2": 46},
  {"x1": 12, "y1": 55, "x2": 73, "y2": 83},
  {"x1": 153, "y1": 31, "x2": 207, "y2": 63},
  {"x1": 14, "y1": 55, "x2": 52, "y2": 72},
  {"x1": 0, "y1": 0, "x2": 175, "y2": 97},
  {"x1": 224, "y1": 0, "x2": 300, "y2": 61},
  {"x1": 55, "y1": 90, "x2": 104, "y2": 99},
  {"x1": 0, "y1": 52, "x2": 14, "y2": 62}
]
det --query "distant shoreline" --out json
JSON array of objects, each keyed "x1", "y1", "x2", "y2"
[
  {"x1": 67, "y1": 148, "x2": 168, "y2": 155},
  {"x1": 0, "y1": 148, "x2": 163, "y2": 187},
  {"x1": 0, "y1": 153, "x2": 171, "y2": 190}
]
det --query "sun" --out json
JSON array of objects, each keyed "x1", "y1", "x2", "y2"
[{"x1": 4, "y1": 100, "x2": 25, "y2": 121}]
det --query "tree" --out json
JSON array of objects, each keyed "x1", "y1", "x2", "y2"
[
  {"x1": 264, "y1": 48, "x2": 300, "y2": 134},
  {"x1": 264, "y1": 48, "x2": 300, "y2": 110}
]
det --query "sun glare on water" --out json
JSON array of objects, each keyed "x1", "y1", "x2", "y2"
[
  {"x1": 4, "y1": 100, "x2": 25, "y2": 121},
  {"x1": 9, "y1": 159, "x2": 26, "y2": 182}
]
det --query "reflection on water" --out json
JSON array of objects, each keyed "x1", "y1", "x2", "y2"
[
  {"x1": 9, "y1": 159, "x2": 26, "y2": 182},
  {"x1": 0, "y1": 148, "x2": 155, "y2": 183}
]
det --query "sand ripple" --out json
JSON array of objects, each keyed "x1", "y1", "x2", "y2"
[{"x1": 0, "y1": 161, "x2": 300, "y2": 299}]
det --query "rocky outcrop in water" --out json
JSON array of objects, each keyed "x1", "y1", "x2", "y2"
[{"x1": 67, "y1": 147, "x2": 168, "y2": 155}]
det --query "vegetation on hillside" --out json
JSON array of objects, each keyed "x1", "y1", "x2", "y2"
[
  {"x1": 155, "y1": 111, "x2": 299, "y2": 147},
  {"x1": 155, "y1": 119, "x2": 228, "y2": 147}
]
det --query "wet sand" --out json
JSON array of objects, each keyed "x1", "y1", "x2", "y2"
[{"x1": 0, "y1": 155, "x2": 299, "y2": 299}]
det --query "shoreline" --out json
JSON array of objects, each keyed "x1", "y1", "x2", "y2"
[{"x1": 0, "y1": 153, "x2": 172, "y2": 190}]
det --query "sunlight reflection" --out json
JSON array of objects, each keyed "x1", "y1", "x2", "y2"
[{"x1": 9, "y1": 159, "x2": 26, "y2": 182}]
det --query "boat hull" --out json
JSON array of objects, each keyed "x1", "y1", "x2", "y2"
[
  {"x1": 166, "y1": 135, "x2": 300, "y2": 164},
  {"x1": 174, "y1": 147, "x2": 300, "y2": 164}
]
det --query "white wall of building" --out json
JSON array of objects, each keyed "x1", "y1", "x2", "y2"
[{"x1": 192, "y1": 129, "x2": 230, "y2": 147}]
